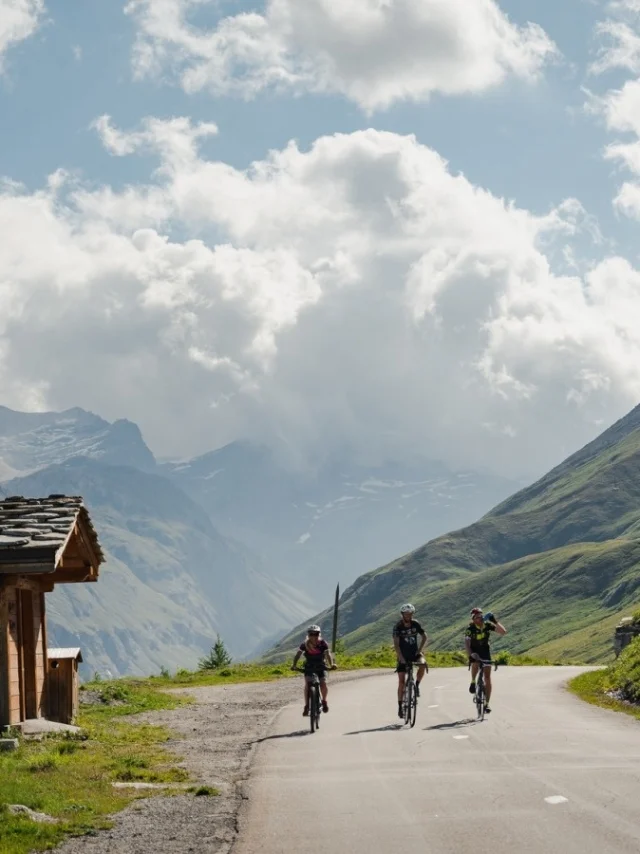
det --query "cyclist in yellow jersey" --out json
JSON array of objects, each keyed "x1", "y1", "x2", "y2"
[{"x1": 465, "y1": 607, "x2": 507, "y2": 713}]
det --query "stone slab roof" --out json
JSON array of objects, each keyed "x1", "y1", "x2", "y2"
[{"x1": 0, "y1": 495, "x2": 103, "y2": 571}]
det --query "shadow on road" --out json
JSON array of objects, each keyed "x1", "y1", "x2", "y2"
[
  {"x1": 343, "y1": 724, "x2": 403, "y2": 735},
  {"x1": 424, "y1": 718, "x2": 476, "y2": 731},
  {"x1": 253, "y1": 730, "x2": 310, "y2": 743}
]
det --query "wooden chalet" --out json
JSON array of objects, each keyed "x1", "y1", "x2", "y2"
[{"x1": 0, "y1": 495, "x2": 104, "y2": 728}]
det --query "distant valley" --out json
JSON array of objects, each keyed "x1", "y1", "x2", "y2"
[{"x1": 0, "y1": 406, "x2": 519, "y2": 677}]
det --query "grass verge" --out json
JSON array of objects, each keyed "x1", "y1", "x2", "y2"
[
  {"x1": 568, "y1": 637, "x2": 640, "y2": 721},
  {"x1": 0, "y1": 682, "x2": 197, "y2": 854},
  {"x1": 134, "y1": 647, "x2": 565, "y2": 689}
]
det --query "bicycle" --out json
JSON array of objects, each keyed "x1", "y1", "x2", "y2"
[
  {"x1": 293, "y1": 667, "x2": 323, "y2": 733},
  {"x1": 401, "y1": 662, "x2": 418, "y2": 728},
  {"x1": 469, "y1": 658, "x2": 498, "y2": 721}
]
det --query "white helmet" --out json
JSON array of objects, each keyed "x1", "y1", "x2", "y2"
[
  {"x1": 307, "y1": 624, "x2": 321, "y2": 633},
  {"x1": 400, "y1": 604, "x2": 415, "y2": 614}
]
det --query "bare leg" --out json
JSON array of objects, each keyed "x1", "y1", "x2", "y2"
[
  {"x1": 397, "y1": 673, "x2": 406, "y2": 702},
  {"x1": 416, "y1": 663, "x2": 426, "y2": 684},
  {"x1": 320, "y1": 681, "x2": 328, "y2": 701},
  {"x1": 484, "y1": 667, "x2": 492, "y2": 703}
]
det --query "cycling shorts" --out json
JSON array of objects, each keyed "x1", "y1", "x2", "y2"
[{"x1": 396, "y1": 653, "x2": 426, "y2": 673}]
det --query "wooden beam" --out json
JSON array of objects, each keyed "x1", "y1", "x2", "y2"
[
  {"x1": 49, "y1": 571, "x2": 95, "y2": 585},
  {"x1": 1, "y1": 576, "x2": 51, "y2": 593},
  {"x1": 74, "y1": 519, "x2": 102, "y2": 574},
  {"x1": 58, "y1": 557, "x2": 91, "y2": 570}
]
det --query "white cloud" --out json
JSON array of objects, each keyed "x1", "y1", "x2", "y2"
[
  {"x1": 0, "y1": 0, "x2": 44, "y2": 66},
  {"x1": 125, "y1": 0, "x2": 557, "y2": 112},
  {"x1": 1, "y1": 118, "x2": 639, "y2": 479},
  {"x1": 590, "y1": 2, "x2": 640, "y2": 217}
]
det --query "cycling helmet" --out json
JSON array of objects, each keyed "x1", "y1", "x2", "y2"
[
  {"x1": 470, "y1": 607, "x2": 483, "y2": 617},
  {"x1": 307, "y1": 624, "x2": 321, "y2": 634},
  {"x1": 400, "y1": 604, "x2": 416, "y2": 614}
]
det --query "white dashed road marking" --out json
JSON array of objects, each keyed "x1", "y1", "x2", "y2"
[{"x1": 545, "y1": 796, "x2": 569, "y2": 805}]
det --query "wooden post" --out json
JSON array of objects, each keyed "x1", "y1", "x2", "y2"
[
  {"x1": 19, "y1": 590, "x2": 37, "y2": 720},
  {"x1": 40, "y1": 592, "x2": 48, "y2": 719},
  {"x1": 7, "y1": 586, "x2": 21, "y2": 725}
]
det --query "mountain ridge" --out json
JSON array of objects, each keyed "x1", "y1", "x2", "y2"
[{"x1": 265, "y1": 402, "x2": 640, "y2": 663}]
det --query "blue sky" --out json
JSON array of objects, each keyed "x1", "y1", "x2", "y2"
[
  {"x1": 2, "y1": 0, "x2": 640, "y2": 478},
  {"x1": 0, "y1": 0, "x2": 619, "y2": 219}
]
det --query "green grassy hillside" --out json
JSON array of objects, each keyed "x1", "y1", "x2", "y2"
[{"x1": 266, "y1": 405, "x2": 640, "y2": 663}]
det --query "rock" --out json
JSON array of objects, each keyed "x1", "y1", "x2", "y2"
[
  {"x1": 112, "y1": 782, "x2": 191, "y2": 790},
  {"x1": 8, "y1": 804, "x2": 58, "y2": 823},
  {"x1": 19, "y1": 719, "x2": 81, "y2": 736},
  {"x1": 0, "y1": 739, "x2": 18, "y2": 752}
]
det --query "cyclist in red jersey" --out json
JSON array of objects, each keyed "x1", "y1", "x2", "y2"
[{"x1": 292, "y1": 625, "x2": 336, "y2": 717}]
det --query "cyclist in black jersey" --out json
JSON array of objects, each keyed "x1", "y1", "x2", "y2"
[
  {"x1": 393, "y1": 603, "x2": 428, "y2": 719},
  {"x1": 465, "y1": 607, "x2": 507, "y2": 713}
]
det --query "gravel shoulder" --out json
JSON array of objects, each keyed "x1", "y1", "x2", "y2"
[{"x1": 52, "y1": 669, "x2": 387, "y2": 854}]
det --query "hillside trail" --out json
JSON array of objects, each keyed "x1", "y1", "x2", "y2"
[{"x1": 52, "y1": 669, "x2": 387, "y2": 854}]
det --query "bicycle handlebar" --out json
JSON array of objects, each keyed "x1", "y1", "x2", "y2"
[{"x1": 291, "y1": 665, "x2": 338, "y2": 673}]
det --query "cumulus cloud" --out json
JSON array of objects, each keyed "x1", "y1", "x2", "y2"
[
  {"x1": 1, "y1": 117, "x2": 640, "y2": 479},
  {"x1": 0, "y1": 0, "x2": 44, "y2": 66},
  {"x1": 589, "y1": 1, "x2": 640, "y2": 217},
  {"x1": 125, "y1": 0, "x2": 556, "y2": 112}
]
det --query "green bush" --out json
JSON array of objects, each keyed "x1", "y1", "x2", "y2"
[{"x1": 609, "y1": 636, "x2": 640, "y2": 703}]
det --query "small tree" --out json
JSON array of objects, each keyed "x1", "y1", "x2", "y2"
[{"x1": 198, "y1": 635, "x2": 233, "y2": 671}]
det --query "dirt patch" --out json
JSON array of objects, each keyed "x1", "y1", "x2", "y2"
[{"x1": 52, "y1": 669, "x2": 387, "y2": 853}]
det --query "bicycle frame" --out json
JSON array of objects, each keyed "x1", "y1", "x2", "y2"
[
  {"x1": 308, "y1": 672, "x2": 322, "y2": 733},
  {"x1": 294, "y1": 667, "x2": 322, "y2": 733},
  {"x1": 469, "y1": 658, "x2": 498, "y2": 721},
  {"x1": 402, "y1": 662, "x2": 418, "y2": 728}
]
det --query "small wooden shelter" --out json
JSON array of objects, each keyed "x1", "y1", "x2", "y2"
[
  {"x1": 0, "y1": 495, "x2": 104, "y2": 728},
  {"x1": 47, "y1": 647, "x2": 83, "y2": 725}
]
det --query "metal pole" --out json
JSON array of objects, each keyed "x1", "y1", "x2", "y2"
[{"x1": 331, "y1": 583, "x2": 339, "y2": 654}]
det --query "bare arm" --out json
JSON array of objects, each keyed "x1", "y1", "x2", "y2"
[
  {"x1": 464, "y1": 636, "x2": 476, "y2": 659},
  {"x1": 291, "y1": 650, "x2": 302, "y2": 669},
  {"x1": 418, "y1": 630, "x2": 428, "y2": 654},
  {"x1": 494, "y1": 622, "x2": 507, "y2": 637},
  {"x1": 393, "y1": 636, "x2": 405, "y2": 663}
]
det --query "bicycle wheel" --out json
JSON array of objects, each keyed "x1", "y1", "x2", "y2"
[
  {"x1": 309, "y1": 684, "x2": 318, "y2": 733},
  {"x1": 476, "y1": 677, "x2": 485, "y2": 721},
  {"x1": 409, "y1": 682, "x2": 418, "y2": 729},
  {"x1": 314, "y1": 685, "x2": 321, "y2": 731},
  {"x1": 404, "y1": 680, "x2": 414, "y2": 726}
]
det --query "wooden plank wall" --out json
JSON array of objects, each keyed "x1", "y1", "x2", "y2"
[
  {"x1": 6, "y1": 586, "x2": 21, "y2": 725},
  {"x1": 0, "y1": 585, "x2": 47, "y2": 726},
  {"x1": 0, "y1": 586, "x2": 8, "y2": 727},
  {"x1": 47, "y1": 660, "x2": 76, "y2": 724}
]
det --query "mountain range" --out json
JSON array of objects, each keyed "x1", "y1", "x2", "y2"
[
  {"x1": 0, "y1": 406, "x2": 518, "y2": 676},
  {"x1": 162, "y1": 444, "x2": 520, "y2": 596},
  {"x1": 267, "y1": 403, "x2": 640, "y2": 664}
]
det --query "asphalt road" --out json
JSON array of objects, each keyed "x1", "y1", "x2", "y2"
[{"x1": 234, "y1": 666, "x2": 640, "y2": 854}]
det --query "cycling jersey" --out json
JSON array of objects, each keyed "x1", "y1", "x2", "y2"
[
  {"x1": 393, "y1": 619, "x2": 425, "y2": 661},
  {"x1": 465, "y1": 621, "x2": 496, "y2": 660},
  {"x1": 299, "y1": 639, "x2": 329, "y2": 672}
]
